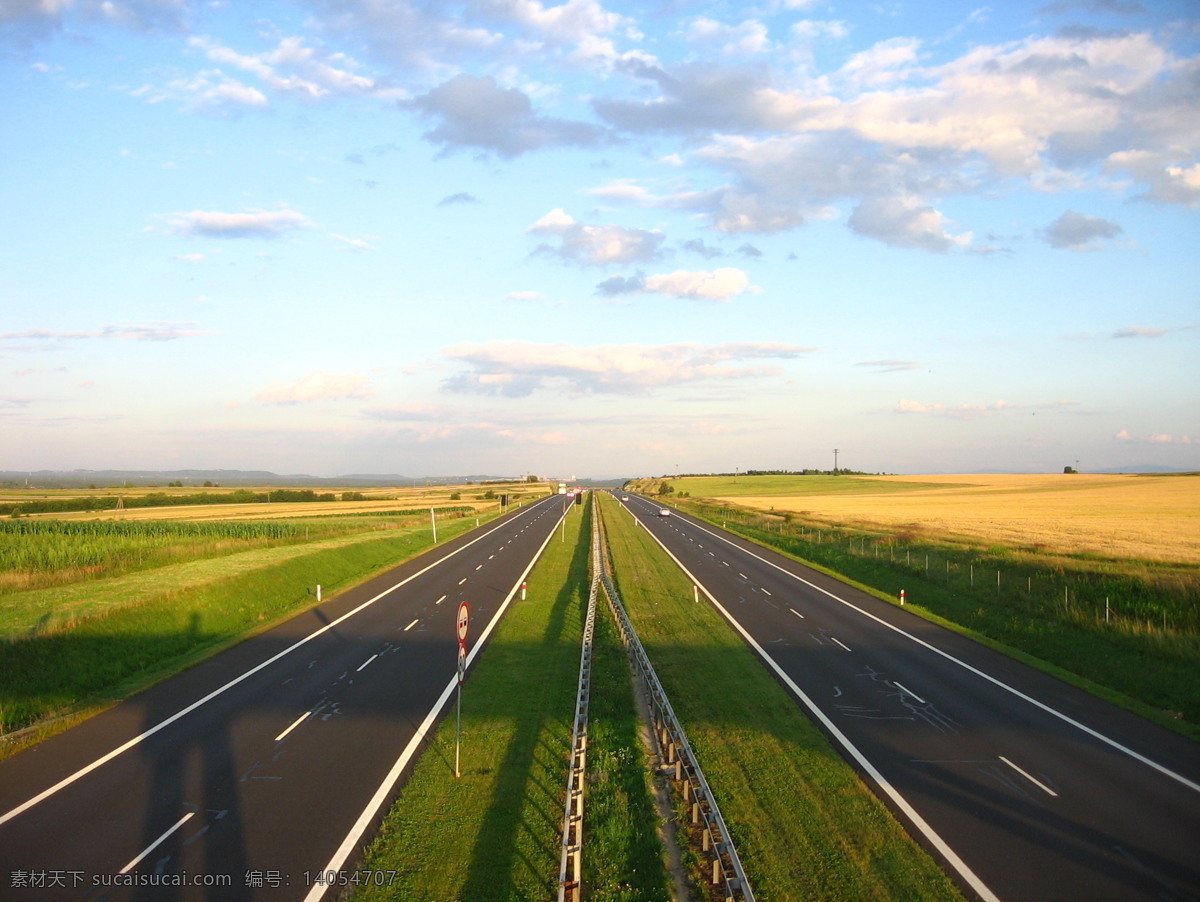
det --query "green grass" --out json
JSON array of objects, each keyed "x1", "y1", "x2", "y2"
[
  {"x1": 599, "y1": 494, "x2": 964, "y2": 902},
  {"x1": 583, "y1": 582, "x2": 671, "y2": 902},
  {"x1": 0, "y1": 517, "x2": 482, "y2": 739},
  {"x1": 353, "y1": 505, "x2": 589, "y2": 901}
]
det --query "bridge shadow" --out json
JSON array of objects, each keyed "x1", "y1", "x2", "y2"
[{"x1": 455, "y1": 505, "x2": 591, "y2": 902}]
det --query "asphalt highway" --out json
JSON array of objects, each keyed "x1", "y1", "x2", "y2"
[
  {"x1": 619, "y1": 493, "x2": 1200, "y2": 902},
  {"x1": 0, "y1": 494, "x2": 570, "y2": 901}
]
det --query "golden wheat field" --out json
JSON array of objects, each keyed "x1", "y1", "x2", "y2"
[{"x1": 712, "y1": 474, "x2": 1200, "y2": 563}]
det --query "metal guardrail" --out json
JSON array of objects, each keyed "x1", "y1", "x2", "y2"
[
  {"x1": 557, "y1": 502, "x2": 599, "y2": 902},
  {"x1": 594, "y1": 498, "x2": 756, "y2": 902}
]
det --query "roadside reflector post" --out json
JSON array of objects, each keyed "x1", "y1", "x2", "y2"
[
  {"x1": 316, "y1": 584, "x2": 321, "y2": 603},
  {"x1": 693, "y1": 584, "x2": 699, "y2": 604},
  {"x1": 521, "y1": 581, "x2": 527, "y2": 600},
  {"x1": 900, "y1": 589, "x2": 906, "y2": 605}
]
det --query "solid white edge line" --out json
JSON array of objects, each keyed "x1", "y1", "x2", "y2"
[
  {"x1": 0, "y1": 497, "x2": 560, "y2": 829},
  {"x1": 119, "y1": 812, "x2": 194, "y2": 874},
  {"x1": 275, "y1": 711, "x2": 311, "y2": 742},
  {"x1": 302, "y1": 503, "x2": 570, "y2": 902},
  {"x1": 628, "y1": 504, "x2": 1001, "y2": 902},
  {"x1": 999, "y1": 756, "x2": 1058, "y2": 797},
  {"x1": 674, "y1": 511, "x2": 1200, "y2": 795}
]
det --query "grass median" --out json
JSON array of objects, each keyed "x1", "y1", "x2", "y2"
[{"x1": 599, "y1": 493, "x2": 963, "y2": 902}]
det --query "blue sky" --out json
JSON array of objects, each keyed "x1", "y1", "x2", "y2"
[{"x1": 2, "y1": 0, "x2": 1197, "y2": 478}]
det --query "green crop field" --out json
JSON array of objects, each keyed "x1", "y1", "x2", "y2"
[{"x1": 0, "y1": 510, "x2": 488, "y2": 746}]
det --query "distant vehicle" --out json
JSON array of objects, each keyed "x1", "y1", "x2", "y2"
[
  {"x1": 658, "y1": 509, "x2": 671, "y2": 517},
  {"x1": 621, "y1": 496, "x2": 630, "y2": 502}
]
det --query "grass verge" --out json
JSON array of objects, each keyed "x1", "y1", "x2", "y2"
[
  {"x1": 0, "y1": 517, "x2": 482, "y2": 743},
  {"x1": 351, "y1": 503, "x2": 586, "y2": 901},
  {"x1": 600, "y1": 493, "x2": 964, "y2": 902}
]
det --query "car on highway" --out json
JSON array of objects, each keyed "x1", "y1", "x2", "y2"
[
  {"x1": 658, "y1": 509, "x2": 671, "y2": 517},
  {"x1": 621, "y1": 496, "x2": 630, "y2": 501}
]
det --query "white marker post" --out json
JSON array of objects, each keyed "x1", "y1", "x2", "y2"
[
  {"x1": 431, "y1": 507, "x2": 437, "y2": 544},
  {"x1": 455, "y1": 602, "x2": 469, "y2": 778}
]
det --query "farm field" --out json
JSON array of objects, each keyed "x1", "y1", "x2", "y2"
[
  {"x1": 0, "y1": 482, "x2": 537, "y2": 743},
  {"x1": 0, "y1": 481, "x2": 548, "y2": 522},
  {"x1": 660, "y1": 473, "x2": 1200, "y2": 564}
]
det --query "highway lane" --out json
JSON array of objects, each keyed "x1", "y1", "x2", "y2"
[
  {"x1": 0, "y1": 494, "x2": 572, "y2": 901},
  {"x1": 617, "y1": 493, "x2": 1200, "y2": 902}
]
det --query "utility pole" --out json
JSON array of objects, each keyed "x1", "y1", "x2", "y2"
[{"x1": 833, "y1": 448, "x2": 839, "y2": 474}]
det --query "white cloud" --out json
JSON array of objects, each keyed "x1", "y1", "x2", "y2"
[
  {"x1": 835, "y1": 37, "x2": 922, "y2": 89},
  {"x1": 857, "y1": 359, "x2": 918, "y2": 372},
  {"x1": 441, "y1": 340, "x2": 814, "y2": 396},
  {"x1": 166, "y1": 207, "x2": 312, "y2": 239},
  {"x1": 0, "y1": 322, "x2": 213, "y2": 343},
  {"x1": 848, "y1": 195, "x2": 971, "y2": 253},
  {"x1": 592, "y1": 27, "x2": 1200, "y2": 250},
  {"x1": 896, "y1": 398, "x2": 1077, "y2": 418},
  {"x1": 1041, "y1": 210, "x2": 1123, "y2": 250},
  {"x1": 681, "y1": 17, "x2": 770, "y2": 57},
  {"x1": 490, "y1": 0, "x2": 627, "y2": 47},
  {"x1": 329, "y1": 232, "x2": 377, "y2": 251},
  {"x1": 1112, "y1": 325, "x2": 1169, "y2": 338},
  {"x1": 403, "y1": 74, "x2": 609, "y2": 157},
  {"x1": 596, "y1": 267, "x2": 758, "y2": 301},
  {"x1": 255, "y1": 371, "x2": 372, "y2": 404},
  {"x1": 133, "y1": 69, "x2": 269, "y2": 114},
  {"x1": 1115, "y1": 429, "x2": 1197, "y2": 445},
  {"x1": 528, "y1": 208, "x2": 665, "y2": 265}
]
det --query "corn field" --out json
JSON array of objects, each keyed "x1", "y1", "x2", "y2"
[{"x1": 0, "y1": 519, "x2": 306, "y2": 593}]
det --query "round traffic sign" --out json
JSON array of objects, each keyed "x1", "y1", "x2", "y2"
[
  {"x1": 457, "y1": 643, "x2": 467, "y2": 684},
  {"x1": 457, "y1": 602, "x2": 470, "y2": 644}
]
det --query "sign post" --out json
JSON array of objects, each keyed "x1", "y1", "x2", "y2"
[{"x1": 455, "y1": 603, "x2": 469, "y2": 778}]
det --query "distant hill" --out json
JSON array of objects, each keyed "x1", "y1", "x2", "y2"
[{"x1": 0, "y1": 469, "x2": 540, "y2": 488}]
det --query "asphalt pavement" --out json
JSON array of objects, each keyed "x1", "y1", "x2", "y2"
[
  {"x1": 0, "y1": 494, "x2": 569, "y2": 901},
  {"x1": 620, "y1": 493, "x2": 1200, "y2": 902}
]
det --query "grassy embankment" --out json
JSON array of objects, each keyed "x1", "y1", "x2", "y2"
[
  {"x1": 353, "y1": 498, "x2": 668, "y2": 902},
  {"x1": 599, "y1": 492, "x2": 963, "y2": 902},
  {"x1": 630, "y1": 474, "x2": 1200, "y2": 735},
  {"x1": 0, "y1": 507, "x2": 493, "y2": 745}
]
